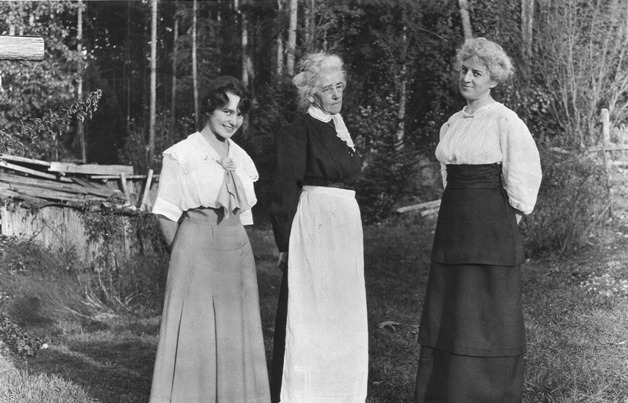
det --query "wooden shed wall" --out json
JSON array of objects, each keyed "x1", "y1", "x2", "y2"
[{"x1": 0, "y1": 178, "x2": 160, "y2": 267}]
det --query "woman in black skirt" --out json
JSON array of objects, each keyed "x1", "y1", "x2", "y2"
[{"x1": 413, "y1": 38, "x2": 542, "y2": 402}]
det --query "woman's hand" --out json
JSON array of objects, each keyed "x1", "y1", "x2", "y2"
[
  {"x1": 158, "y1": 216, "x2": 179, "y2": 248},
  {"x1": 277, "y1": 251, "x2": 288, "y2": 273},
  {"x1": 516, "y1": 213, "x2": 522, "y2": 225}
]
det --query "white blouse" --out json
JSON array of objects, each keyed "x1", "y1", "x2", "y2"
[
  {"x1": 435, "y1": 102, "x2": 542, "y2": 215},
  {"x1": 152, "y1": 132, "x2": 259, "y2": 225}
]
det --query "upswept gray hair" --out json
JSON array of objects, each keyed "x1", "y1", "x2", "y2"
[
  {"x1": 455, "y1": 37, "x2": 514, "y2": 84},
  {"x1": 292, "y1": 52, "x2": 346, "y2": 111}
]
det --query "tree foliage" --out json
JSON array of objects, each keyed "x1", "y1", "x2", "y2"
[{"x1": 0, "y1": 0, "x2": 626, "y2": 233}]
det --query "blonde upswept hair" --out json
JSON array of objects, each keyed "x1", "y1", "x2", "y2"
[
  {"x1": 455, "y1": 37, "x2": 514, "y2": 84},
  {"x1": 292, "y1": 52, "x2": 347, "y2": 111}
]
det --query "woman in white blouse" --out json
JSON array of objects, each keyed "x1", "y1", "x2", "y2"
[
  {"x1": 149, "y1": 76, "x2": 270, "y2": 403},
  {"x1": 413, "y1": 38, "x2": 542, "y2": 402}
]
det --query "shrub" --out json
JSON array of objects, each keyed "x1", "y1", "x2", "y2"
[{"x1": 521, "y1": 147, "x2": 609, "y2": 256}]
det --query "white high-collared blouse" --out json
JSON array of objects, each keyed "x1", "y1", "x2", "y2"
[
  {"x1": 152, "y1": 132, "x2": 258, "y2": 225},
  {"x1": 435, "y1": 102, "x2": 542, "y2": 215}
]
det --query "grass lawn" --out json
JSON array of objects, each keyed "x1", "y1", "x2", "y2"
[{"x1": 1, "y1": 217, "x2": 628, "y2": 402}]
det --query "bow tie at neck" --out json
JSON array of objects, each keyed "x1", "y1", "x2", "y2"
[{"x1": 307, "y1": 106, "x2": 355, "y2": 152}]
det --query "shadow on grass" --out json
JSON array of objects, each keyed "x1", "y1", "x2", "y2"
[{"x1": 22, "y1": 335, "x2": 156, "y2": 403}]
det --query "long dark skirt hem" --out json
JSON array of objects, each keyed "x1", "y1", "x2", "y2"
[{"x1": 413, "y1": 346, "x2": 524, "y2": 403}]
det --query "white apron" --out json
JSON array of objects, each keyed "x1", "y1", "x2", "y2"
[{"x1": 281, "y1": 186, "x2": 368, "y2": 403}]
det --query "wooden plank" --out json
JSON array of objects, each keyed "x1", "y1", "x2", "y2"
[
  {"x1": 5, "y1": 184, "x2": 102, "y2": 203},
  {"x1": 90, "y1": 174, "x2": 157, "y2": 180},
  {"x1": 0, "y1": 160, "x2": 72, "y2": 181},
  {"x1": 139, "y1": 169, "x2": 154, "y2": 210},
  {"x1": 119, "y1": 172, "x2": 130, "y2": 202},
  {"x1": 588, "y1": 144, "x2": 628, "y2": 152},
  {"x1": 49, "y1": 162, "x2": 134, "y2": 176},
  {"x1": 0, "y1": 36, "x2": 44, "y2": 61},
  {"x1": 396, "y1": 199, "x2": 441, "y2": 214},
  {"x1": 0, "y1": 171, "x2": 118, "y2": 198},
  {"x1": 0, "y1": 154, "x2": 51, "y2": 167}
]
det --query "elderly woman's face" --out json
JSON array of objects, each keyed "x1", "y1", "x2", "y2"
[
  {"x1": 309, "y1": 71, "x2": 345, "y2": 115},
  {"x1": 458, "y1": 58, "x2": 497, "y2": 102}
]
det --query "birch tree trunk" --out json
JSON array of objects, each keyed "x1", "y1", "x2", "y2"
[
  {"x1": 192, "y1": 0, "x2": 199, "y2": 128},
  {"x1": 304, "y1": 0, "x2": 315, "y2": 52},
  {"x1": 240, "y1": 0, "x2": 250, "y2": 87},
  {"x1": 521, "y1": 0, "x2": 534, "y2": 59},
  {"x1": 171, "y1": 0, "x2": 179, "y2": 127},
  {"x1": 286, "y1": 0, "x2": 298, "y2": 76},
  {"x1": 125, "y1": 1, "x2": 131, "y2": 133},
  {"x1": 276, "y1": 0, "x2": 285, "y2": 76},
  {"x1": 395, "y1": 25, "x2": 408, "y2": 151},
  {"x1": 148, "y1": 0, "x2": 157, "y2": 166},
  {"x1": 77, "y1": 0, "x2": 86, "y2": 162},
  {"x1": 458, "y1": 0, "x2": 473, "y2": 41}
]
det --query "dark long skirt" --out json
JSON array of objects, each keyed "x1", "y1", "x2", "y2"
[
  {"x1": 414, "y1": 262, "x2": 525, "y2": 402},
  {"x1": 413, "y1": 346, "x2": 524, "y2": 403}
]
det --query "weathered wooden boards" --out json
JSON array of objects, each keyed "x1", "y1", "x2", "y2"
[
  {"x1": 0, "y1": 36, "x2": 44, "y2": 61},
  {"x1": 0, "y1": 154, "x2": 146, "y2": 209}
]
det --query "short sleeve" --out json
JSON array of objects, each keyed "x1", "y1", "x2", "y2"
[
  {"x1": 499, "y1": 116, "x2": 542, "y2": 215},
  {"x1": 152, "y1": 154, "x2": 185, "y2": 222}
]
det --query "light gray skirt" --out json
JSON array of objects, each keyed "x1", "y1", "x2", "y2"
[{"x1": 149, "y1": 208, "x2": 270, "y2": 403}]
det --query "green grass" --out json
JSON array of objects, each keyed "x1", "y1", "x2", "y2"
[{"x1": 0, "y1": 219, "x2": 627, "y2": 402}]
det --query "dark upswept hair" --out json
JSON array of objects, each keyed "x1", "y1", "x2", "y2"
[{"x1": 200, "y1": 76, "x2": 251, "y2": 117}]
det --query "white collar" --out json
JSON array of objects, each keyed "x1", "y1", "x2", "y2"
[{"x1": 307, "y1": 106, "x2": 355, "y2": 151}]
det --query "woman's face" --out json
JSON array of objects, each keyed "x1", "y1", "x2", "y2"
[
  {"x1": 309, "y1": 71, "x2": 345, "y2": 115},
  {"x1": 458, "y1": 58, "x2": 497, "y2": 102},
  {"x1": 207, "y1": 92, "x2": 244, "y2": 140}
]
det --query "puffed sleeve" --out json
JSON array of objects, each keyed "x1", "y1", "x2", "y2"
[
  {"x1": 269, "y1": 122, "x2": 308, "y2": 252},
  {"x1": 152, "y1": 153, "x2": 185, "y2": 222},
  {"x1": 436, "y1": 119, "x2": 452, "y2": 189},
  {"x1": 499, "y1": 115, "x2": 542, "y2": 215}
]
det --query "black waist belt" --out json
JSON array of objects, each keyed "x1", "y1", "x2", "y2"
[{"x1": 446, "y1": 163, "x2": 502, "y2": 189}]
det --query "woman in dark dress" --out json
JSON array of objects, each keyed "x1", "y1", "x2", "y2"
[
  {"x1": 150, "y1": 76, "x2": 270, "y2": 403},
  {"x1": 269, "y1": 52, "x2": 368, "y2": 403},
  {"x1": 413, "y1": 38, "x2": 542, "y2": 402}
]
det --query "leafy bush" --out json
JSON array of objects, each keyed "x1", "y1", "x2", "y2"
[{"x1": 521, "y1": 147, "x2": 610, "y2": 256}]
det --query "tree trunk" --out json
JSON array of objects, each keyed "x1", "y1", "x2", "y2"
[
  {"x1": 125, "y1": 1, "x2": 131, "y2": 133},
  {"x1": 304, "y1": 0, "x2": 315, "y2": 52},
  {"x1": 192, "y1": 0, "x2": 199, "y2": 128},
  {"x1": 148, "y1": 0, "x2": 158, "y2": 166},
  {"x1": 240, "y1": 0, "x2": 249, "y2": 87},
  {"x1": 286, "y1": 0, "x2": 298, "y2": 75},
  {"x1": 521, "y1": 0, "x2": 534, "y2": 59},
  {"x1": 77, "y1": 0, "x2": 86, "y2": 162},
  {"x1": 171, "y1": 0, "x2": 179, "y2": 127},
  {"x1": 276, "y1": 0, "x2": 284, "y2": 77},
  {"x1": 395, "y1": 25, "x2": 408, "y2": 151},
  {"x1": 458, "y1": 0, "x2": 473, "y2": 41}
]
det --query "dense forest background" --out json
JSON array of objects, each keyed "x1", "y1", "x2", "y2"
[{"x1": 0, "y1": 0, "x2": 626, "y2": 242}]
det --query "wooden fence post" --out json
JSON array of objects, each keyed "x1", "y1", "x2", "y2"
[{"x1": 139, "y1": 169, "x2": 154, "y2": 211}]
